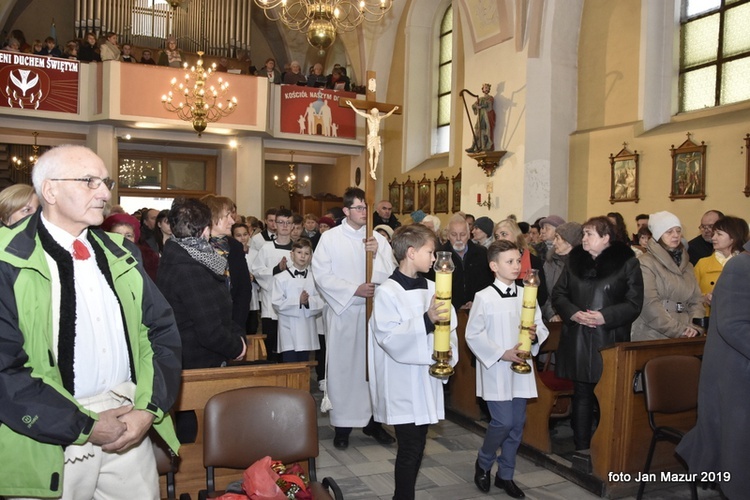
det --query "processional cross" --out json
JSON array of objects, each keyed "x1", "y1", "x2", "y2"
[{"x1": 339, "y1": 70, "x2": 402, "y2": 378}]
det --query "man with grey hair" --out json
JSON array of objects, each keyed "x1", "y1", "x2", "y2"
[
  {"x1": 0, "y1": 145, "x2": 181, "y2": 499},
  {"x1": 426, "y1": 214, "x2": 493, "y2": 310}
]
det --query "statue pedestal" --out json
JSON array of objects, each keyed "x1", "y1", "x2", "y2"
[{"x1": 467, "y1": 150, "x2": 507, "y2": 177}]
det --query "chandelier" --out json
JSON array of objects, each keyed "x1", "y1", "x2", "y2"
[
  {"x1": 11, "y1": 132, "x2": 40, "y2": 172},
  {"x1": 161, "y1": 51, "x2": 238, "y2": 136},
  {"x1": 274, "y1": 151, "x2": 309, "y2": 197},
  {"x1": 254, "y1": 0, "x2": 394, "y2": 52},
  {"x1": 118, "y1": 159, "x2": 149, "y2": 188}
]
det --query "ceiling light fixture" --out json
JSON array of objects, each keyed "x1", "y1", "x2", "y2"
[
  {"x1": 11, "y1": 132, "x2": 41, "y2": 172},
  {"x1": 161, "y1": 51, "x2": 238, "y2": 137},
  {"x1": 274, "y1": 151, "x2": 309, "y2": 197},
  {"x1": 254, "y1": 0, "x2": 393, "y2": 53}
]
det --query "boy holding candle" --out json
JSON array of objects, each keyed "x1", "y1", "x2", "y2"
[
  {"x1": 466, "y1": 239, "x2": 549, "y2": 498},
  {"x1": 368, "y1": 224, "x2": 458, "y2": 500}
]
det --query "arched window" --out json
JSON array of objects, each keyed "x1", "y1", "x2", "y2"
[
  {"x1": 679, "y1": 0, "x2": 750, "y2": 112},
  {"x1": 436, "y1": 5, "x2": 453, "y2": 154}
]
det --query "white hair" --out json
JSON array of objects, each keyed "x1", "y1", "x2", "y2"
[
  {"x1": 422, "y1": 214, "x2": 441, "y2": 232},
  {"x1": 32, "y1": 145, "x2": 98, "y2": 203},
  {"x1": 447, "y1": 213, "x2": 469, "y2": 232}
]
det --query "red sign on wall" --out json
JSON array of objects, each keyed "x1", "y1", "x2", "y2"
[
  {"x1": 280, "y1": 86, "x2": 357, "y2": 139},
  {"x1": 0, "y1": 51, "x2": 80, "y2": 114}
]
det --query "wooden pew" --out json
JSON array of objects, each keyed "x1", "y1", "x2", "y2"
[
  {"x1": 160, "y1": 362, "x2": 314, "y2": 498},
  {"x1": 523, "y1": 322, "x2": 574, "y2": 453},
  {"x1": 448, "y1": 311, "x2": 481, "y2": 421},
  {"x1": 591, "y1": 338, "x2": 705, "y2": 497}
]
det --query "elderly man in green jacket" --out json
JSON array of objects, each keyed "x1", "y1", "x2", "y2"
[{"x1": 0, "y1": 145, "x2": 181, "y2": 499}]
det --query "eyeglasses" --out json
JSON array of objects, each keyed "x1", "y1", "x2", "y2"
[
  {"x1": 348, "y1": 205, "x2": 368, "y2": 212},
  {"x1": 50, "y1": 177, "x2": 116, "y2": 190},
  {"x1": 276, "y1": 220, "x2": 293, "y2": 226},
  {"x1": 699, "y1": 224, "x2": 714, "y2": 231}
]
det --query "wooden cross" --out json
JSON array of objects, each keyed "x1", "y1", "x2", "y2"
[{"x1": 338, "y1": 70, "x2": 402, "y2": 379}]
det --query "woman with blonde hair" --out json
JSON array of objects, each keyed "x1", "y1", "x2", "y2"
[
  {"x1": 0, "y1": 184, "x2": 39, "y2": 227},
  {"x1": 494, "y1": 218, "x2": 549, "y2": 307}
]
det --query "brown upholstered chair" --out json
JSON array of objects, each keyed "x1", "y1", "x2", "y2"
[
  {"x1": 200, "y1": 386, "x2": 342, "y2": 499},
  {"x1": 636, "y1": 355, "x2": 700, "y2": 500}
]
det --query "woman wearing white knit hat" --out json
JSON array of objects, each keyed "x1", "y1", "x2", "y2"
[{"x1": 631, "y1": 211, "x2": 705, "y2": 341}]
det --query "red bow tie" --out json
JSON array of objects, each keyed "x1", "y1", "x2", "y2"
[{"x1": 73, "y1": 239, "x2": 91, "y2": 260}]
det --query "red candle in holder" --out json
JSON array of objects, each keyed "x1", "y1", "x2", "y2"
[{"x1": 477, "y1": 193, "x2": 481, "y2": 203}]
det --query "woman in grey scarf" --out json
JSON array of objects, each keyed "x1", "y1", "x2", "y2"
[{"x1": 156, "y1": 198, "x2": 247, "y2": 369}]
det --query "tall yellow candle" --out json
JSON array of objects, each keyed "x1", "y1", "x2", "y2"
[
  {"x1": 433, "y1": 271, "x2": 452, "y2": 352},
  {"x1": 518, "y1": 285, "x2": 538, "y2": 352}
]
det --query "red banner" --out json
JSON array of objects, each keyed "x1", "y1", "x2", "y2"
[
  {"x1": 279, "y1": 86, "x2": 357, "y2": 139},
  {"x1": 0, "y1": 51, "x2": 80, "y2": 114}
]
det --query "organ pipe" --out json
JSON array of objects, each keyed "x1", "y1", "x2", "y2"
[{"x1": 72, "y1": 0, "x2": 252, "y2": 56}]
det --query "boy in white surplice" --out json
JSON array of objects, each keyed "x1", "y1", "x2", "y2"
[
  {"x1": 369, "y1": 224, "x2": 458, "y2": 500},
  {"x1": 272, "y1": 238, "x2": 323, "y2": 362},
  {"x1": 465, "y1": 240, "x2": 548, "y2": 498}
]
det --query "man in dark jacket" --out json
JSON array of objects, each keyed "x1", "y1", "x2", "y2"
[
  {"x1": 677, "y1": 239, "x2": 750, "y2": 500},
  {"x1": 373, "y1": 200, "x2": 401, "y2": 230},
  {"x1": 687, "y1": 209, "x2": 723, "y2": 265},
  {"x1": 0, "y1": 145, "x2": 181, "y2": 498},
  {"x1": 425, "y1": 214, "x2": 493, "y2": 310}
]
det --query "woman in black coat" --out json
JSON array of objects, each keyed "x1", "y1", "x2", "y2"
[
  {"x1": 200, "y1": 195, "x2": 253, "y2": 330},
  {"x1": 551, "y1": 216, "x2": 643, "y2": 454},
  {"x1": 157, "y1": 198, "x2": 246, "y2": 369}
]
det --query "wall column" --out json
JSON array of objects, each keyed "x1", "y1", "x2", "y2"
[
  {"x1": 86, "y1": 124, "x2": 118, "y2": 177},
  {"x1": 234, "y1": 136, "x2": 264, "y2": 217}
]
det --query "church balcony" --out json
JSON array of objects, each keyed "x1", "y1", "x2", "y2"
[{"x1": 0, "y1": 53, "x2": 364, "y2": 151}]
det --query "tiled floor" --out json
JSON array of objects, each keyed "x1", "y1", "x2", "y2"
[{"x1": 312, "y1": 388, "x2": 722, "y2": 499}]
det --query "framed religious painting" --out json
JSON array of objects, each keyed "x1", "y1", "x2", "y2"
[
  {"x1": 669, "y1": 133, "x2": 706, "y2": 201},
  {"x1": 388, "y1": 177, "x2": 401, "y2": 214},
  {"x1": 451, "y1": 169, "x2": 462, "y2": 213},
  {"x1": 402, "y1": 176, "x2": 415, "y2": 214},
  {"x1": 608, "y1": 144, "x2": 639, "y2": 204},
  {"x1": 418, "y1": 174, "x2": 432, "y2": 213},
  {"x1": 744, "y1": 134, "x2": 750, "y2": 197},
  {"x1": 434, "y1": 172, "x2": 449, "y2": 213}
]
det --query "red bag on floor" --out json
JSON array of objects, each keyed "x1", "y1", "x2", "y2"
[{"x1": 242, "y1": 456, "x2": 287, "y2": 500}]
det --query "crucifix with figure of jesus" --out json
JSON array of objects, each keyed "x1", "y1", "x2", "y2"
[{"x1": 339, "y1": 70, "x2": 402, "y2": 378}]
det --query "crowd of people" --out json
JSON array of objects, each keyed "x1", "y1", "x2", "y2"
[
  {"x1": 2, "y1": 29, "x2": 357, "y2": 91},
  {"x1": 1, "y1": 145, "x2": 748, "y2": 499}
]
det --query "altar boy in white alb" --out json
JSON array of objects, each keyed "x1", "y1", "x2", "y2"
[
  {"x1": 272, "y1": 238, "x2": 323, "y2": 362},
  {"x1": 311, "y1": 187, "x2": 396, "y2": 450},
  {"x1": 369, "y1": 224, "x2": 458, "y2": 500},
  {"x1": 466, "y1": 239, "x2": 548, "y2": 499},
  {"x1": 251, "y1": 208, "x2": 294, "y2": 361}
]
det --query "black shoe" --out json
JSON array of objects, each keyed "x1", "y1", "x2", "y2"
[
  {"x1": 571, "y1": 450, "x2": 592, "y2": 474},
  {"x1": 495, "y1": 477, "x2": 525, "y2": 498},
  {"x1": 333, "y1": 434, "x2": 349, "y2": 449},
  {"x1": 362, "y1": 425, "x2": 395, "y2": 445},
  {"x1": 474, "y1": 460, "x2": 491, "y2": 493}
]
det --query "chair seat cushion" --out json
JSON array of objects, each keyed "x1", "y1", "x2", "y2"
[{"x1": 539, "y1": 370, "x2": 574, "y2": 392}]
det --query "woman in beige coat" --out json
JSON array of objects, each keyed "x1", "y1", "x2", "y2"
[{"x1": 631, "y1": 211, "x2": 704, "y2": 341}]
